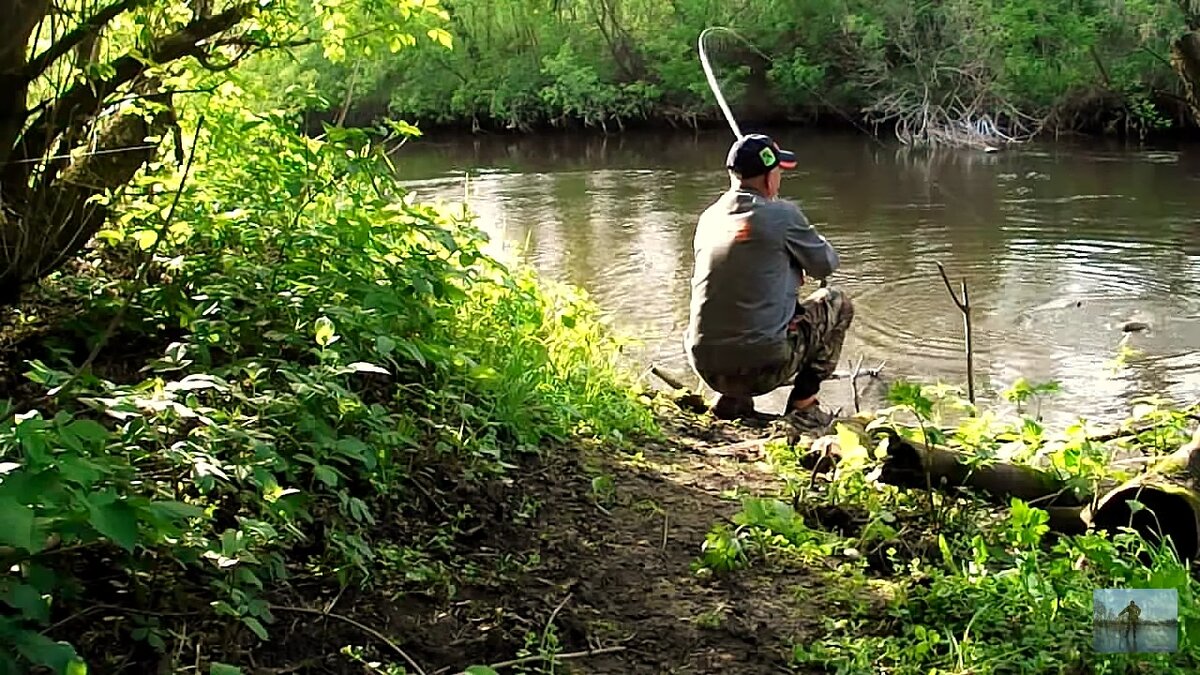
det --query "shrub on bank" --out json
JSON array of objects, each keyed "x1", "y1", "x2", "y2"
[{"x1": 0, "y1": 102, "x2": 656, "y2": 672}]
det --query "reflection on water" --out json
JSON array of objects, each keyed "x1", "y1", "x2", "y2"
[
  {"x1": 392, "y1": 130, "x2": 1200, "y2": 425},
  {"x1": 1093, "y1": 623, "x2": 1178, "y2": 653}
]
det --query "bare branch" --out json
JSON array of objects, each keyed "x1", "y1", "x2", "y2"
[
  {"x1": 849, "y1": 354, "x2": 865, "y2": 414},
  {"x1": 21, "y1": 0, "x2": 150, "y2": 82},
  {"x1": 934, "y1": 261, "x2": 967, "y2": 311},
  {"x1": 10, "y1": 4, "x2": 252, "y2": 178},
  {"x1": 934, "y1": 261, "x2": 975, "y2": 406},
  {"x1": 214, "y1": 36, "x2": 318, "y2": 49}
]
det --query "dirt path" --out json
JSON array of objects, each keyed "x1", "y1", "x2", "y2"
[{"x1": 257, "y1": 412, "x2": 834, "y2": 674}]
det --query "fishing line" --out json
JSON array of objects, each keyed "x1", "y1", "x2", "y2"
[
  {"x1": 698, "y1": 26, "x2": 766, "y2": 139},
  {"x1": 696, "y1": 28, "x2": 748, "y2": 138},
  {"x1": 697, "y1": 25, "x2": 884, "y2": 144}
]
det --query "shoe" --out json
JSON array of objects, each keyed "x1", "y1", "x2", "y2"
[
  {"x1": 711, "y1": 395, "x2": 756, "y2": 420},
  {"x1": 782, "y1": 401, "x2": 837, "y2": 435}
]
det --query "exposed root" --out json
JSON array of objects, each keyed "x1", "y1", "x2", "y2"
[{"x1": 863, "y1": 82, "x2": 1043, "y2": 150}]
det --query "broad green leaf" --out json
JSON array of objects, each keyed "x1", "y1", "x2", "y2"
[
  {"x1": 313, "y1": 465, "x2": 339, "y2": 487},
  {"x1": 0, "y1": 496, "x2": 36, "y2": 551},
  {"x1": 66, "y1": 659, "x2": 87, "y2": 675},
  {"x1": 13, "y1": 631, "x2": 77, "y2": 672},
  {"x1": 144, "y1": 500, "x2": 206, "y2": 521},
  {"x1": 464, "y1": 667, "x2": 500, "y2": 675},
  {"x1": 210, "y1": 664, "x2": 243, "y2": 675},
  {"x1": 87, "y1": 498, "x2": 139, "y2": 552},
  {"x1": 5, "y1": 584, "x2": 50, "y2": 624},
  {"x1": 375, "y1": 335, "x2": 396, "y2": 355},
  {"x1": 65, "y1": 420, "x2": 109, "y2": 444},
  {"x1": 242, "y1": 616, "x2": 269, "y2": 641}
]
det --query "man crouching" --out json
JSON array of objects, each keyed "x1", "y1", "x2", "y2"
[{"x1": 683, "y1": 133, "x2": 854, "y2": 431}]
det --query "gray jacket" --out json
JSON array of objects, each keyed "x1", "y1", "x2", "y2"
[{"x1": 685, "y1": 187, "x2": 839, "y2": 372}]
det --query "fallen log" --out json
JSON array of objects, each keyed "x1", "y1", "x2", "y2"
[
  {"x1": 1085, "y1": 426, "x2": 1200, "y2": 560},
  {"x1": 861, "y1": 423, "x2": 1200, "y2": 558},
  {"x1": 872, "y1": 428, "x2": 1089, "y2": 507}
]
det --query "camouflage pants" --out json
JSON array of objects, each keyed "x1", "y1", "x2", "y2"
[{"x1": 699, "y1": 286, "x2": 854, "y2": 400}]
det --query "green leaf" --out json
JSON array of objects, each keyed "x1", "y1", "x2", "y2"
[
  {"x1": 144, "y1": 500, "x2": 206, "y2": 521},
  {"x1": 464, "y1": 667, "x2": 500, "y2": 675},
  {"x1": 427, "y1": 27, "x2": 453, "y2": 49},
  {"x1": 66, "y1": 659, "x2": 88, "y2": 675},
  {"x1": 131, "y1": 230, "x2": 158, "y2": 250},
  {"x1": 210, "y1": 664, "x2": 243, "y2": 675},
  {"x1": 0, "y1": 496, "x2": 36, "y2": 551},
  {"x1": 242, "y1": 616, "x2": 269, "y2": 641},
  {"x1": 87, "y1": 498, "x2": 139, "y2": 552},
  {"x1": 375, "y1": 336, "x2": 396, "y2": 355},
  {"x1": 13, "y1": 630, "x2": 78, "y2": 672},
  {"x1": 5, "y1": 584, "x2": 50, "y2": 624},
  {"x1": 66, "y1": 420, "x2": 109, "y2": 444},
  {"x1": 313, "y1": 465, "x2": 339, "y2": 487}
]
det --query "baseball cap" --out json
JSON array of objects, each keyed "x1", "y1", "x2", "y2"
[{"x1": 726, "y1": 133, "x2": 797, "y2": 178}]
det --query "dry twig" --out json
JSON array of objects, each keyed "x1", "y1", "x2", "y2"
[
  {"x1": 270, "y1": 605, "x2": 428, "y2": 675},
  {"x1": 935, "y1": 261, "x2": 975, "y2": 406},
  {"x1": 482, "y1": 645, "x2": 627, "y2": 671},
  {"x1": 849, "y1": 354, "x2": 866, "y2": 414}
]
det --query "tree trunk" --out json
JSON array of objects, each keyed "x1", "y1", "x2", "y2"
[
  {"x1": 0, "y1": 3, "x2": 251, "y2": 307},
  {"x1": 1172, "y1": 31, "x2": 1200, "y2": 127}
]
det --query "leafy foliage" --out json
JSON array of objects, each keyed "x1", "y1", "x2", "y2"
[
  {"x1": 264, "y1": 0, "x2": 1200, "y2": 133},
  {"x1": 695, "y1": 380, "x2": 1200, "y2": 672},
  {"x1": 0, "y1": 61, "x2": 654, "y2": 670}
]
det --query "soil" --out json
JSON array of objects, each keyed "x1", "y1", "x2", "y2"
[
  {"x1": 239, "y1": 411, "x2": 844, "y2": 675},
  {"x1": 7, "y1": 280, "x2": 865, "y2": 674}
]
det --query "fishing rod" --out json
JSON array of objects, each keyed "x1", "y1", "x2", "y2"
[
  {"x1": 698, "y1": 25, "x2": 884, "y2": 144},
  {"x1": 698, "y1": 26, "x2": 755, "y2": 139}
]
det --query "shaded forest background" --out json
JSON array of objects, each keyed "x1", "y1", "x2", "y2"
[{"x1": 283, "y1": 0, "x2": 1200, "y2": 138}]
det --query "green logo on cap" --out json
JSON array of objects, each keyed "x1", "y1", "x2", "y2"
[{"x1": 759, "y1": 146, "x2": 776, "y2": 166}]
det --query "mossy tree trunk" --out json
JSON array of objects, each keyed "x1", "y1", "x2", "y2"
[{"x1": 1173, "y1": 2, "x2": 1200, "y2": 127}]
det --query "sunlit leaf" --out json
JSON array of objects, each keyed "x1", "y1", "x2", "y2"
[
  {"x1": 426, "y1": 27, "x2": 453, "y2": 48},
  {"x1": 314, "y1": 316, "x2": 337, "y2": 347},
  {"x1": 131, "y1": 230, "x2": 158, "y2": 250}
]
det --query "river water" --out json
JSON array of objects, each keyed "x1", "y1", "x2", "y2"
[{"x1": 393, "y1": 130, "x2": 1200, "y2": 426}]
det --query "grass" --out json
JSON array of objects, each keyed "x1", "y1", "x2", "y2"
[{"x1": 691, "y1": 381, "x2": 1200, "y2": 674}]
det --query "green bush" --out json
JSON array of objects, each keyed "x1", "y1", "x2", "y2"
[{"x1": 0, "y1": 95, "x2": 655, "y2": 672}]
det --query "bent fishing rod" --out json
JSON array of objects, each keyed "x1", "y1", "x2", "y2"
[{"x1": 698, "y1": 26, "x2": 880, "y2": 142}]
